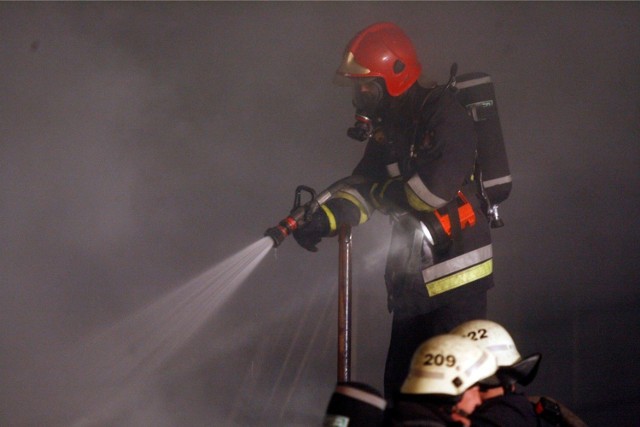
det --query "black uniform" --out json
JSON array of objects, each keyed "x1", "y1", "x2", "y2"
[
  {"x1": 386, "y1": 399, "x2": 464, "y2": 427},
  {"x1": 311, "y1": 83, "x2": 494, "y2": 397},
  {"x1": 470, "y1": 393, "x2": 539, "y2": 427}
]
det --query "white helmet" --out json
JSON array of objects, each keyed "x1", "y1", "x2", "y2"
[
  {"x1": 450, "y1": 319, "x2": 521, "y2": 366},
  {"x1": 450, "y1": 319, "x2": 542, "y2": 387},
  {"x1": 401, "y1": 334, "x2": 498, "y2": 396}
]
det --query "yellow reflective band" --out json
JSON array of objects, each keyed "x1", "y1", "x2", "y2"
[
  {"x1": 424, "y1": 245, "x2": 492, "y2": 282},
  {"x1": 321, "y1": 204, "x2": 337, "y2": 233},
  {"x1": 405, "y1": 184, "x2": 436, "y2": 212},
  {"x1": 369, "y1": 183, "x2": 384, "y2": 210},
  {"x1": 426, "y1": 259, "x2": 493, "y2": 297},
  {"x1": 407, "y1": 174, "x2": 448, "y2": 209},
  {"x1": 371, "y1": 178, "x2": 403, "y2": 212},
  {"x1": 334, "y1": 191, "x2": 369, "y2": 224},
  {"x1": 380, "y1": 178, "x2": 399, "y2": 197}
]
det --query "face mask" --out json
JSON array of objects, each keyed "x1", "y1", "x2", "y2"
[
  {"x1": 352, "y1": 78, "x2": 386, "y2": 116},
  {"x1": 347, "y1": 78, "x2": 388, "y2": 141}
]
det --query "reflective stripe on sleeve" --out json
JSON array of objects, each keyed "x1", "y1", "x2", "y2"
[
  {"x1": 386, "y1": 162, "x2": 401, "y2": 177},
  {"x1": 404, "y1": 184, "x2": 436, "y2": 212},
  {"x1": 321, "y1": 204, "x2": 337, "y2": 233},
  {"x1": 334, "y1": 190, "x2": 370, "y2": 224},
  {"x1": 455, "y1": 75, "x2": 492, "y2": 89},
  {"x1": 334, "y1": 385, "x2": 387, "y2": 410},
  {"x1": 369, "y1": 183, "x2": 383, "y2": 210},
  {"x1": 483, "y1": 174, "x2": 512, "y2": 189},
  {"x1": 407, "y1": 174, "x2": 448, "y2": 209},
  {"x1": 369, "y1": 178, "x2": 402, "y2": 211}
]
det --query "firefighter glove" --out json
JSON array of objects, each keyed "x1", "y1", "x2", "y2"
[{"x1": 293, "y1": 208, "x2": 330, "y2": 252}]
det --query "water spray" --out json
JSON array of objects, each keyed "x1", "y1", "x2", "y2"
[
  {"x1": 61, "y1": 237, "x2": 274, "y2": 426},
  {"x1": 50, "y1": 177, "x2": 365, "y2": 425}
]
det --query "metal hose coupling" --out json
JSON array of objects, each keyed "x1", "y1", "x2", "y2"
[{"x1": 264, "y1": 217, "x2": 298, "y2": 248}]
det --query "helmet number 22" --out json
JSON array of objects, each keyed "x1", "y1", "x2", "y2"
[{"x1": 466, "y1": 328, "x2": 488, "y2": 340}]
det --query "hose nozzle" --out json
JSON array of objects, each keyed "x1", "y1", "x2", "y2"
[
  {"x1": 264, "y1": 217, "x2": 298, "y2": 248},
  {"x1": 265, "y1": 185, "x2": 320, "y2": 248}
]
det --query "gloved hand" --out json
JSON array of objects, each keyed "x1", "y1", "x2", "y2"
[{"x1": 293, "y1": 209, "x2": 330, "y2": 252}]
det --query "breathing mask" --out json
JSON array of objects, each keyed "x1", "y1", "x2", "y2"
[{"x1": 347, "y1": 78, "x2": 388, "y2": 141}]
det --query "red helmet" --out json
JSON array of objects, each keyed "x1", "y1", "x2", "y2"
[{"x1": 336, "y1": 22, "x2": 422, "y2": 97}]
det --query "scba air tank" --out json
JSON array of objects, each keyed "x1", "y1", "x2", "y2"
[{"x1": 454, "y1": 72, "x2": 512, "y2": 222}]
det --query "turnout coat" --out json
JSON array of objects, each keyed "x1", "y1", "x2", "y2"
[{"x1": 321, "y1": 84, "x2": 494, "y2": 315}]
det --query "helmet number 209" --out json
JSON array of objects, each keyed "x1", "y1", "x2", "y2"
[{"x1": 422, "y1": 353, "x2": 456, "y2": 367}]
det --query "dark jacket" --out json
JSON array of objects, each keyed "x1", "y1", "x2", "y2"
[
  {"x1": 386, "y1": 399, "x2": 464, "y2": 427},
  {"x1": 470, "y1": 392, "x2": 539, "y2": 427},
  {"x1": 323, "y1": 84, "x2": 494, "y2": 315}
]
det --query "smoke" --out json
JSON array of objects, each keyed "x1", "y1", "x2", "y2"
[{"x1": 1, "y1": 2, "x2": 639, "y2": 426}]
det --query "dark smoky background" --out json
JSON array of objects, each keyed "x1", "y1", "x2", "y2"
[{"x1": 1, "y1": 2, "x2": 638, "y2": 426}]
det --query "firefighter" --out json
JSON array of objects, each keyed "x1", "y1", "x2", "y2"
[
  {"x1": 450, "y1": 319, "x2": 542, "y2": 426},
  {"x1": 322, "y1": 381, "x2": 387, "y2": 427},
  {"x1": 386, "y1": 334, "x2": 498, "y2": 426},
  {"x1": 450, "y1": 319, "x2": 588, "y2": 427},
  {"x1": 292, "y1": 22, "x2": 496, "y2": 398}
]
